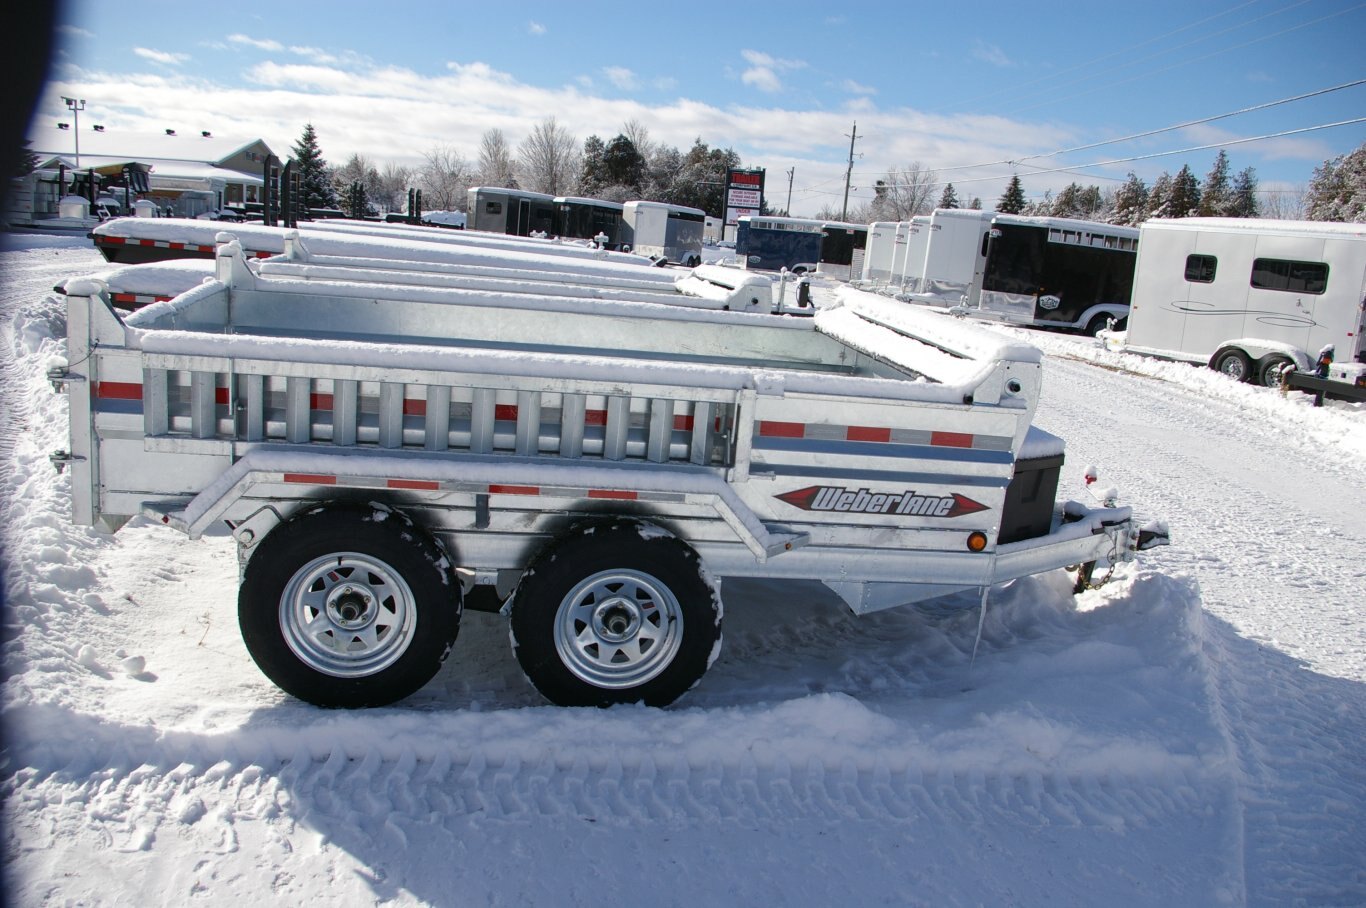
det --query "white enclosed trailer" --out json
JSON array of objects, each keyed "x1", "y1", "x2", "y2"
[
  {"x1": 861, "y1": 221, "x2": 899, "y2": 285},
  {"x1": 621, "y1": 201, "x2": 706, "y2": 266},
  {"x1": 891, "y1": 217, "x2": 932, "y2": 293},
  {"x1": 52, "y1": 239, "x2": 1164, "y2": 710},
  {"x1": 1125, "y1": 218, "x2": 1366, "y2": 386}
]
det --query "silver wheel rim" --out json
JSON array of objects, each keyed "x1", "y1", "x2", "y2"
[
  {"x1": 280, "y1": 552, "x2": 417, "y2": 677},
  {"x1": 553, "y1": 569, "x2": 684, "y2": 689},
  {"x1": 1219, "y1": 355, "x2": 1246, "y2": 380}
]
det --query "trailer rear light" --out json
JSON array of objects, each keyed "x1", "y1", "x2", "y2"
[{"x1": 967, "y1": 531, "x2": 988, "y2": 552}]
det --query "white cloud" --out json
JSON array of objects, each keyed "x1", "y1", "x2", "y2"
[
  {"x1": 843, "y1": 79, "x2": 877, "y2": 96},
  {"x1": 740, "y1": 49, "x2": 806, "y2": 94},
  {"x1": 57, "y1": 24, "x2": 94, "y2": 39},
  {"x1": 603, "y1": 66, "x2": 637, "y2": 90},
  {"x1": 133, "y1": 47, "x2": 189, "y2": 66},
  {"x1": 972, "y1": 41, "x2": 1012, "y2": 68},
  {"x1": 529, "y1": 21, "x2": 546, "y2": 35},
  {"x1": 228, "y1": 34, "x2": 284, "y2": 52},
  {"x1": 289, "y1": 46, "x2": 338, "y2": 65}
]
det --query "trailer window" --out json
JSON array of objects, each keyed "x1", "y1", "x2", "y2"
[
  {"x1": 485, "y1": 201, "x2": 502, "y2": 214},
  {"x1": 1251, "y1": 258, "x2": 1328, "y2": 294},
  {"x1": 1184, "y1": 254, "x2": 1217, "y2": 283}
]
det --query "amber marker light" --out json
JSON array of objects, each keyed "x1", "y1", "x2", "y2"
[{"x1": 967, "y1": 532, "x2": 989, "y2": 553}]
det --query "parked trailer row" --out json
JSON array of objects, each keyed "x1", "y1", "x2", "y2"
[
  {"x1": 736, "y1": 216, "x2": 869, "y2": 281},
  {"x1": 52, "y1": 236, "x2": 1164, "y2": 709}
]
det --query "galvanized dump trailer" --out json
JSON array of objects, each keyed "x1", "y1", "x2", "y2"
[{"x1": 53, "y1": 239, "x2": 1163, "y2": 709}]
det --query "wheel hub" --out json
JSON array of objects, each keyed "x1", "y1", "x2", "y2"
[
  {"x1": 593, "y1": 597, "x2": 642, "y2": 642},
  {"x1": 327, "y1": 585, "x2": 375, "y2": 629}
]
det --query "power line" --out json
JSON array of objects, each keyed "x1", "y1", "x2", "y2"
[{"x1": 862, "y1": 78, "x2": 1366, "y2": 180}]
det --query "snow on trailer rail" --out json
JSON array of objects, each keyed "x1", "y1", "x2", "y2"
[{"x1": 52, "y1": 238, "x2": 1165, "y2": 709}]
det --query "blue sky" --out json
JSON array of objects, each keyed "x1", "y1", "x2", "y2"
[{"x1": 37, "y1": 0, "x2": 1366, "y2": 216}]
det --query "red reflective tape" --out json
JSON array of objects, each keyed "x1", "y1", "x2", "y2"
[
  {"x1": 494, "y1": 404, "x2": 518, "y2": 421},
  {"x1": 847, "y1": 425, "x2": 891, "y2": 443},
  {"x1": 931, "y1": 431, "x2": 974, "y2": 448},
  {"x1": 138, "y1": 239, "x2": 156, "y2": 247},
  {"x1": 759, "y1": 420, "x2": 805, "y2": 438},
  {"x1": 100, "y1": 235, "x2": 126, "y2": 245},
  {"x1": 284, "y1": 473, "x2": 336, "y2": 485},
  {"x1": 584, "y1": 409, "x2": 608, "y2": 426},
  {"x1": 489, "y1": 484, "x2": 540, "y2": 495},
  {"x1": 96, "y1": 381, "x2": 143, "y2": 400},
  {"x1": 215, "y1": 387, "x2": 229, "y2": 405},
  {"x1": 168, "y1": 242, "x2": 185, "y2": 250},
  {"x1": 674, "y1": 414, "x2": 694, "y2": 431},
  {"x1": 111, "y1": 293, "x2": 137, "y2": 303},
  {"x1": 310, "y1": 393, "x2": 334, "y2": 410},
  {"x1": 387, "y1": 479, "x2": 440, "y2": 491},
  {"x1": 404, "y1": 399, "x2": 427, "y2": 416},
  {"x1": 588, "y1": 489, "x2": 637, "y2": 500}
]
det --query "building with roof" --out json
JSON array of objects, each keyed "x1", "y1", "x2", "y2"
[{"x1": 6, "y1": 122, "x2": 276, "y2": 230}]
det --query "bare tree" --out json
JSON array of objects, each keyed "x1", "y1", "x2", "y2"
[
  {"x1": 1259, "y1": 184, "x2": 1307, "y2": 220},
  {"x1": 517, "y1": 117, "x2": 580, "y2": 196},
  {"x1": 872, "y1": 162, "x2": 939, "y2": 220},
  {"x1": 376, "y1": 161, "x2": 414, "y2": 214},
  {"x1": 621, "y1": 118, "x2": 655, "y2": 163},
  {"x1": 419, "y1": 146, "x2": 473, "y2": 211},
  {"x1": 476, "y1": 129, "x2": 517, "y2": 188}
]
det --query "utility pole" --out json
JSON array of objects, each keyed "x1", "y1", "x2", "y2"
[
  {"x1": 840, "y1": 121, "x2": 860, "y2": 222},
  {"x1": 785, "y1": 167, "x2": 794, "y2": 215}
]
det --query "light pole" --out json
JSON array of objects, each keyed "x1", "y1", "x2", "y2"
[{"x1": 62, "y1": 96, "x2": 85, "y2": 169}]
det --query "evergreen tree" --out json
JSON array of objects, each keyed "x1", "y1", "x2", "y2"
[
  {"x1": 1112, "y1": 172, "x2": 1149, "y2": 226},
  {"x1": 1077, "y1": 185, "x2": 1105, "y2": 220},
  {"x1": 602, "y1": 134, "x2": 645, "y2": 193},
  {"x1": 997, "y1": 175, "x2": 1026, "y2": 214},
  {"x1": 969, "y1": 197, "x2": 982, "y2": 210},
  {"x1": 1229, "y1": 167, "x2": 1259, "y2": 218},
  {"x1": 1168, "y1": 164, "x2": 1201, "y2": 218},
  {"x1": 1198, "y1": 150, "x2": 1232, "y2": 217},
  {"x1": 937, "y1": 183, "x2": 959, "y2": 209},
  {"x1": 1146, "y1": 172, "x2": 1174, "y2": 219},
  {"x1": 578, "y1": 135, "x2": 609, "y2": 197},
  {"x1": 15, "y1": 139, "x2": 39, "y2": 177},
  {"x1": 1051, "y1": 183, "x2": 1081, "y2": 218},
  {"x1": 292, "y1": 123, "x2": 337, "y2": 211},
  {"x1": 1304, "y1": 142, "x2": 1366, "y2": 222}
]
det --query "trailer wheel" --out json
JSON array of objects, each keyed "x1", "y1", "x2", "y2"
[
  {"x1": 1257, "y1": 354, "x2": 1294, "y2": 388},
  {"x1": 1212, "y1": 347, "x2": 1252, "y2": 383},
  {"x1": 239, "y1": 503, "x2": 461, "y2": 708},
  {"x1": 509, "y1": 521, "x2": 721, "y2": 707},
  {"x1": 1085, "y1": 314, "x2": 1112, "y2": 336}
]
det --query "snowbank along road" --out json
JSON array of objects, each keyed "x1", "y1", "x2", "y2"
[{"x1": 2, "y1": 237, "x2": 1363, "y2": 906}]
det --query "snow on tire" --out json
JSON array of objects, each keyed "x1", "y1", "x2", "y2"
[
  {"x1": 509, "y1": 520, "x2": 721, "y2": 707},
  {"x1": 238, "y1": 502, "x2": 461, "y2": 708}
]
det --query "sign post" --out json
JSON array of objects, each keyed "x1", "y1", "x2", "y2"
[{"x1": 724, "y1": 168, "x2": 765, "y2": 241}]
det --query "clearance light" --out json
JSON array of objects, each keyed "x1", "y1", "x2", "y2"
[{"x1": 967, "y1": 531, "x2": 989, "y2": 553}]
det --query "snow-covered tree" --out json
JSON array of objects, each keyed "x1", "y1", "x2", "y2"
[
  {"x1": 517, "y1": 117, "x2": 579, "y2": 196},
  {"x1": 419, "y1": 145, "x2": 472, "y2": 211},
  {"x1": 938, "y1": 183, "x2": 959, "y2": 209},
  {"x1": 1111, "y1": 172, "x2": 1148, "y2": 226},
  {"x1": 342, "y1": 181, "x2": 370, "y2": 219},
  {"x1": 291, "y1": 123, "x2": 337, "y2": 210},
  {"x1": 1198, "y1": 150, "x2": 1233, "y2": 217},
  {"x1": 1145, "y1": 172, "x2": 1173, "y2": 219},
  {"x1": 476, "y1": 129, "x2": 517, "y2": 188},
  {"x1": 969, "y1": 197, "x2": 982, "y2": 210},
  {"x1": 602, "y1": 135, "x2": 646, "y2": 192},
  {"x1": 1304, "y1": 142, "x2": 1366, "y2": 222},
  {"x1": 997, "y1": 175, "x2": 1026, "y2": 214},
  {"x1": 1168, "y1": 164, "x2": 1201, "y2": 218},
  {"x1": 332, "y1": 153, "x2": 382, "y2": 210},
  {"x1": 375, "y1": 161, "x2": 413, "y2": 214},
  {"x1": 668, "y1": 139, "x2": 739, "y2": 217},
  {"x1": 872, "y1": 162, "x2": 938, "y2": 220}
]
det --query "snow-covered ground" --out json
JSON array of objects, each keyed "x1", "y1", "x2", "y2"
[{"x1": 3, "y1": 234, "x2": 1363, "y2": 906}]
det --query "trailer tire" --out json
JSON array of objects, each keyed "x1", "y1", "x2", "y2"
[
  {"x1": 509, "y1": 521, "x2": 721, "y2": 707},
  {"x1": 239, "y1": 503, "x2": 461, "y2": 708},
  {"x1": 1257, "y1": 354, "x2": 1294, "y2": 388},
  {"x1": 1085, "y1": 314, "x2": 1111, "y2": 336},
  {"x1": 1211, "y1": 347, "x2": 1252, "y2": 383}
]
